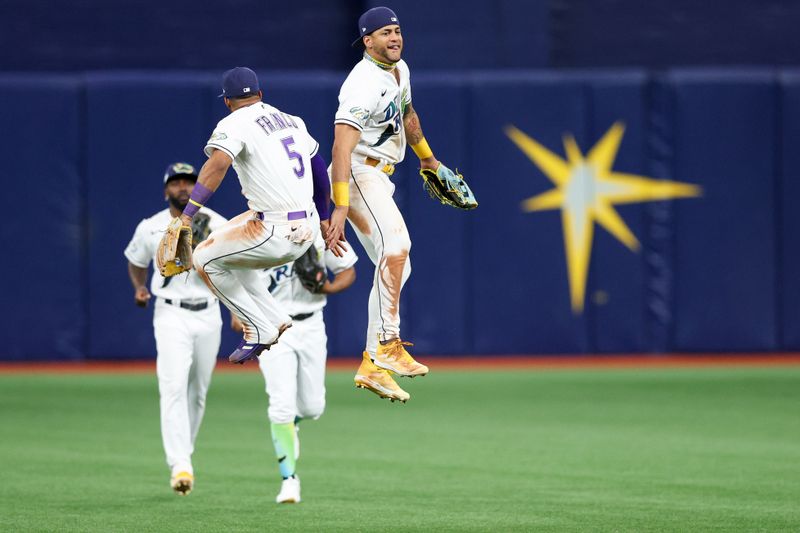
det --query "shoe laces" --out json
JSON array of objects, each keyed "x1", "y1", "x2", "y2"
[{"x1": 385, "y1": 340, "x2": 414, "y2": 360}]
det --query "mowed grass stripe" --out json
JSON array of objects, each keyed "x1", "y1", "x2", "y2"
[{"x1": 0, "y1": 367, "x2": 798, "y2": 532}]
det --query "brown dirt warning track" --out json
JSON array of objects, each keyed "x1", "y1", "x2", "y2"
[{"x1": 1, "y1": 354, "x2": 800, "y2": 374}]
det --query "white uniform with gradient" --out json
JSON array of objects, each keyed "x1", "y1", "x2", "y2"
[
  {"x1": 124, "y1": 207, "x2": 227, "y2": 476},
  {"x1": 258, "y1": 234, "x2": 358, "y2": 424},
  {"x1": 193, "y1": 102, "x2": 321, "y2": 346},
  {"x1": 333, "y1": 56, "x2": 413, "y2": 356}
]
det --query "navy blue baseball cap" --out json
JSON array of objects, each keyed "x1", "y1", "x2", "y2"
[
  {"x1": 219, "y1": 67, "x2": 260, "y2": 98},
  {"x1": 163, "y1": 162, "x2": 197, "y2": 184},
  {"x1": 351, "y1": 6, "x2": 400, "y2": 48}
]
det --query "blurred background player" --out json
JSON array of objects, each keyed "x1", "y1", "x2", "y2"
[
  {"x1": 179, "y1": 67, "x2": 334, "y2": 365},
  {"x1": 326, "y1": 6, "x2": 462, "y2": 401},
  {"x1": 234, "y1": 234, "x2": 357, "y2": 503},
  {"x1": 124, "y1": 162, "x2": 228, "y2": 495}
]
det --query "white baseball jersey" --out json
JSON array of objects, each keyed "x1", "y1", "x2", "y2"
[
  {"x1": 205, "y1": 102, "x2": 320, "y2": 214},
  {"x1": 124, "y1": 208, "x2": 228, "y2": 300},
  {"x1": 335, "y1": 57, "x2": 412, "y2": 165},
  {"x1": 265, "y1": 234, "x2": 358, "y2": 316}
]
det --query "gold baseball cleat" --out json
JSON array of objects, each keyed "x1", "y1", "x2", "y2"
[
  {"x1": 372, "y1": 339, "x2": 429, "y2": 377},
  {"x1": 170, "y1": 471, "x2": 194, "y2": 496},
  {"x1": 354, "y1": 352, "x2": 410, "y2": 403}
]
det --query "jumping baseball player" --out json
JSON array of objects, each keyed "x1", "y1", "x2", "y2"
[
  {"x1": 325, "y1": 7, "x2": 477, "y2": 403},
  {"x1": 232, "y1": 234, "x2": 357, "y2": 503},
  {"x1": 124, "y1": 162, "x2": 228, "y2": 495},
  {"x1": 158, "y1": 67, "x2": 336, "y2": 365}
]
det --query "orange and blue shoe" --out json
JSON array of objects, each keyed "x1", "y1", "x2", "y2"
[
  {"x1": 354, "y1": 352, "x2": 410, "y2": 403},
  {"x1": 373, "y1": 339, "x2": 429, "y2": 377}
]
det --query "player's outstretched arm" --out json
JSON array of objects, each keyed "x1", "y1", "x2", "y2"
[
  {"x1": 327, "y1": 124, "x2": 360, "y2": 257},
  {"x1": 179, "y1": 149, "x2": 232, "y2": 226},
  {"x1": 403, "y1": 103, "x2": 440, "y2": 171},
  {"x1": 321, "y1": 266, "x2": 356, "y2": 295},
  {"x1": 127, "y1": 262, "x2": 151, "y2": 307}
]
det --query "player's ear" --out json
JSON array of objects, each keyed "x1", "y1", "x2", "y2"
[{"x1": 258, "y1": 90, "x2": 263, "y2": 99}]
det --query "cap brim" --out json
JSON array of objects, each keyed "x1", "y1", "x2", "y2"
[
  {"x1": 164, "y1": 173, "x2": 198, "y2": 184},
  {"x1": 351, "y1": 36, "x2": 365, "y2": 48}
]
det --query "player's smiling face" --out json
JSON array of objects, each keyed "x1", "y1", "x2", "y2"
[{"x1": 366, "y1": 24, "x2": 402, "y2": 64}]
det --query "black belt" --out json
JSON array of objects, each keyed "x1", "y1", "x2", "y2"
[
  {"x1": 163, "y1": 298, "x2": 209, "y2": 311},
  {"x1": 290, "y1": 312, "x2": 314, "y2": 321}
]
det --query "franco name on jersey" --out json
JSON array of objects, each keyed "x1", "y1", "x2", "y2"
[{"x1": 254, "y1": 112, "x2": 299, "y2": 136}]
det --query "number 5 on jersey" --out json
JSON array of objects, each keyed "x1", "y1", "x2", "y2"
[{"x1": 281, "y1": 136, "x2": 305, "y2": 178}]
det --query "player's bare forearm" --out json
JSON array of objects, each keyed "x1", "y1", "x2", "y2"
[
  {"x1": 180, "y1": 149, "x2": 230, "y2": 225},
  {"x1": 128, "y1": 263, "x2": 151, "y2": 307},
  {"x1": 327, "y1": 124, "x2": 360, "y2": 256},
  {"x1": 128, "y1": 263, "x2": 148, "y2": 290},
  {"x1": 321, "y1": 266, "x2": 356, "y2": 294},
  {"x1": 403, "y1": 104, "x2": 425, "y2": 145},
  {"x1": 331, "y1": 124, "x2": 360, "y2": 186},
  {"x1": 403, "y1": 104, "x2": 439, "y2": 170}
]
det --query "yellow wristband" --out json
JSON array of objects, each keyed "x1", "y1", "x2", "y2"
[
  {"x1": 411, "y1": 138, "x2": 433, "y2": 160},
  {"x1": 332, "y1": 181, "x2": 349, "y2": 207}
]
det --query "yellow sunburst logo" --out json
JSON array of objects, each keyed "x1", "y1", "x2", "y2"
[{"x1": 505, "y1": 122, "x2": 702, "y2": 314}]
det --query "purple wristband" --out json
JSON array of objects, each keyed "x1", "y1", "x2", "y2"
[
  {"x1": 182, "y1": 182, "x2": 214, "y2": 218},
  {"x1": 310, "y1": 153, "x2": 331, "y2": 220},
  {"x1": 182, "y1": 201, "x2": 200, "y2": 218}
]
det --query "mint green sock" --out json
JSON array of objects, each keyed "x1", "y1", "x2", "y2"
[{"x1": 270, "y1": 422, "x2": 297, "y2": 479}]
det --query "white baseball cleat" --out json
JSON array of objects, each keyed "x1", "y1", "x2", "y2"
[{"x1": 276, "y1": 476, "x2": 301, "y2": 504}]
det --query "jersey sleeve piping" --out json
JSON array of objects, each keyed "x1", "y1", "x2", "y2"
[
  {"x1": 334, "y1": 117, "x2": 364, "y2": 131},
  {"x1": 205, "y1": 143, "x2": 235, "y2": 161}
]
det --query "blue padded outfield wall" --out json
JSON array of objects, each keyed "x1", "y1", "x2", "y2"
[{"x1": 1, "y1": 69, "x2": 799, "y2": 360}]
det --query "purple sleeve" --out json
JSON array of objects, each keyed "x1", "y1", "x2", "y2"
[{"x1": 310, "y1": 153, "x2": 331, "y2": 220}]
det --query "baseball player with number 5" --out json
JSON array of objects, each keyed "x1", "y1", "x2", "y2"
[
  {"x1": 159, "y1": 67, "x2": 337, "y2": 366},
  {"x1": 125, "y1": 162, "x2": 228, "y2": 495},
  {"x1": 325, "y1": 6, "x2": 477, "y2": 403}
]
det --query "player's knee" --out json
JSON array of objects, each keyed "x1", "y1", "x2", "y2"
[
  {"x1": 158, "y1": 382, "x2": 187, "y2": 405},
  {"x1": 299, "y1": 399, "x2": 325, "y2": 420},
  {"x1": 192, "y1": 247, "x2": 209, "y2": 272},
  {"x1": 394, "y1": 233, "x2": 411, "y2": 253},
  {"x1": 268, "y1": 404, "x2": 296, "y2": 425},
  {"x1": 191, "y1": 394, "x2": 206, "y2": 411}
]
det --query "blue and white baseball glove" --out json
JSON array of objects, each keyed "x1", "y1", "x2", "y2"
[{"x1": 420, "y1": 164, "x2": 478, "y2": 210}]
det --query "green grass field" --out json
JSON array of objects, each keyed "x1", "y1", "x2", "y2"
[{"x1": 1, "y1": 365, "x2": 799, "y2": 532}]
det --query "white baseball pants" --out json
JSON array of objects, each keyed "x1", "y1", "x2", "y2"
[
  {"x1": 193, "y1": 209, "x2": 319, "y2": 346},
  {"x1": 347, "y1": 163, "x2": 412, "y2": 357},
  {"x1": 153, "y1": 299, "x2": 221, "y2": 474},
  {"x1": 257, "y1": 311, "x2": 327, "y2": 424}
]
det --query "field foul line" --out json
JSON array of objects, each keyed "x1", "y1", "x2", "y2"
[{"x1": 1, "y1": 354, "x2": 800, "y2": 374}]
